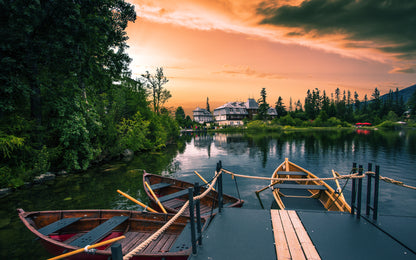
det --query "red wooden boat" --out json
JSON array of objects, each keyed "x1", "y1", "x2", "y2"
[
  {"x1": 18, "y1": 208, "x2": 205, "y2": 259},
  {"x1": 143, "y1": 172, "x2": 244, "y2": 217}
]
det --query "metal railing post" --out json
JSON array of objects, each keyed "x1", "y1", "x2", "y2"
[
  {"x1": 357, "y1": 165, "x2": 363, "y2": 219},
  {"x1": 188, "y1": 188, "x2": 197, "y2": 255},
  {"x1": 111, "y1": 243, "x2": 123, "y2": 260},
  {"x1": 366, "y1": 163, "x2": 373, "y2": 216},
  {"x1": 217, "y1": 161, "x2": 223, "y2": 213},
  {"x1": 351, "y1": 162, "x2": 357, "y2": 215},
  {"x1": 194, "y1": 182, "x2": 202, "y2": 245},
  {"x1": 373, "y1": 165, "x2": 380, "y2": 221}
]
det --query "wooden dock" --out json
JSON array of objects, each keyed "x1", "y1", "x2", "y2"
[
  {"x1": 271, "y1": 209, "x2": 320, "y2": 260},
  {"x1": 189, "y1": 208, "x2": 415, "y2": 260}
]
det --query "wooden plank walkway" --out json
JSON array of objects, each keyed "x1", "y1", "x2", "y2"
[{"x1": 271, "y1": 209, "x2": 320, "y2": 260}]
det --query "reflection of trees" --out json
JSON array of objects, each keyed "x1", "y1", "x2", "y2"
[
  {"x1": 209, "y1": 129, "x2": 415, "y2": 167},
  {"x1": 213, "y1": 134, "x2": 249, "y2": 156},
  {"x1": 193, "y1": 133, "x2": 214, "y2": 158}
]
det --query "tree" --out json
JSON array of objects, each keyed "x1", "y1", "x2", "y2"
[
  {"x1": 408, "y1": 89, "x2": 416, "y2": 116},
  {"x1": 206, "y1": 97, "x2": 211, "y2": 112},
  {"x1": 275, "y1": 96, "x2": 287, "y2": 118},
  {"x1": 175, "y1": 107, "x2": 186, "y2": 127},
  {"x1": 142, "y1": 67, "x2": 170, "y2": 114},
  {"x1": 257, "y1": 88, "x2": 270, "y2": 120},
  {"x1": 354, "y1": 91, "x2": 361, "y2": 113},
  {"x1": 370, "y1": 88, "x2": 381, "y2": 114}
]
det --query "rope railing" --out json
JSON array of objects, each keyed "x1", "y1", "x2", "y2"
[
  {"x1": 365, "y1": 171, "x2": 416, "y2": 190},
  {"x1": 221, "y1": 168, "x2": 365, "y2": 182},
  {"x1": 222, "y1": 168, "x2": 416, "y2": 191},
  {"x1": 123, "y1": 170, "x2": 221, "y2": 260}
]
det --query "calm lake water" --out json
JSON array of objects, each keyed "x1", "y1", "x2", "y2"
[{"x1": 1, "y1": 129, "x2": 416, "y2": 259}]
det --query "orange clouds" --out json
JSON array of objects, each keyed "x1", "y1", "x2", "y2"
[{"x1": 125, "y1": 0, "x2": 416, "y2": 115}]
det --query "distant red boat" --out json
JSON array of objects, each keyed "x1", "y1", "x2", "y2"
[{"x1": 355, "y1": 122, "x2": 372, "y2": 127}]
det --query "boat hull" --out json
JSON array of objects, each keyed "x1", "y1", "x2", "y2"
[
  {"x1": 18, "y1": 209, "x2": 200, "y2": 259},
  {"x1": 143, "y1": 172, "x2": 244, "y2": 216}
]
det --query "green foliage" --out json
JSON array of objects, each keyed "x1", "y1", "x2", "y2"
[
  {"x1": 117, "y1": 112, "x2": 151, "y2": 152},
  {"x1": 0, "y1": 131, "x2": 24, "y2": 159},
  {"x1": 386, "y1": 111, "x2": 398, "y2": 122},
  {"x1": 279, "y1": 115, "x2": 296, "y2": 126},
  {"x1": 247, "y1": 120, "x2": 267, "y2": 130},
  {"x1": 257, "y1": 88, "x2": 270, "y2": 120},
  {"x1": 175, "y1": 107, "x2": 186, "y2": 127},
  {"x1": 377, "y1": 120, "x2": 400, "y2": 129},
  {"x1": 59, "y1": 108, "x2": 101, "y2": 171}
]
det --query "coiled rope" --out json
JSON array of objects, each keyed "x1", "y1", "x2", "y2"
[{"x1": 123, "y1": 170, "x2": 221, "y2": 260}]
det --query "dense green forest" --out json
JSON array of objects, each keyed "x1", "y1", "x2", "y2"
[
  {"x1": 238, "y1": 87, "x2": 416, "y2": 131},
  {"x1": 270, "y1": 86, "x2": 416, "y2": 127},
  {"x1": 1, "y1": 0, "x2": 179, "y2": 188}
]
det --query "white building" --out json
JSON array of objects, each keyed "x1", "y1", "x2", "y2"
[
  {"x1": 213, "y1": 101, "x2": 248, "y2": 126},
  {"x1": 213, "y1": 98, "x2": 278, "y2": 126},
  {"x1": 192, "y1": 107, "x2": 213, "y2": 124}
]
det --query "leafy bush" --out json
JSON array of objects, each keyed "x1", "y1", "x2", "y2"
[
  {"x1": 247, "y1": 120, "x2": 267, "y2": 130},
  {"x1": 377, "y1": 120, "x2": 400, "y2": 129},
  {"x1": 117, "y1": 112, "x2": 151, "y2": 152}
]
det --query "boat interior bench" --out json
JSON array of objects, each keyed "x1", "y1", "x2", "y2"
[
  {"x1": 158, "y1": 189, "x2": 189, "y2": 203},
  {"x1": 273, "y1": 183, "x2": 328, "y2": 190},
  {"x1": 38, "y1": 217, "x2": 82, "y2": 236},
  {"x1": 150, "y1": 182, "x2": 172, "y2": 190},
  {"x1": 69, "y1": 216, "x2": 128, "y2": 248},
  {"x1": 277, "y1": 171, "x2": 308, "y2": 176}
]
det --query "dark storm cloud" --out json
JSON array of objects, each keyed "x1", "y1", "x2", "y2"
[{"x1": 257, "y1": 0, "x2": 416, "y2": 61}]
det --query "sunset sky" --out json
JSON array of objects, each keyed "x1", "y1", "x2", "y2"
[{"x1": 125, "y1": 0, "x2": 416, "y2": 115}]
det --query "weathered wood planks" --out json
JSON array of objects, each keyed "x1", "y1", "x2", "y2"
[{"x1": 271, "y1": 210, "x2": 321, "y2": 260}]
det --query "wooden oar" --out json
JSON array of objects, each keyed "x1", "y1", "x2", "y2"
[
  {"x1": 117, "y1": 190, "x2": 158, "y2": 213},
  {"x1": 144, "y1": 181, "x2": 167, "y2": 214},
  {"x1": 255, "y1": 181, "x2": 279, "y2": 194},
  {"x1": 194, "y1": 171, "x2": 216, "y2": 191},
  {"x1": 47, "y1": 235, "x2": 125, "y2": 260}
]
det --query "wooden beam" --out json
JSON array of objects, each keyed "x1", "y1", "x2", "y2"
[
  {"x1": 288, "y1": 211, "x2": 321, "y2": 260},
  {"x1": 271, "y1": 210, "x2": 291, "y2": 260},
  {"x1": 280, "y1": 210, "x2": 306, "y2": 260}
]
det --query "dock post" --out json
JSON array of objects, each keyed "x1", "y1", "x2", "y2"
[
  {"x1": 217, "y1": 161, "x2": 223, "y2": 213},
  {"x1": 188, "y1": 188, "x2": 197, "y2": 255},
  {"x1": 373, "y1": 165, "x2": 380, "y2": 221},
  {"x1": 351, "y1": 162, "x2": 357, "y2": 215},
  {"x1": 194, "y1": 182, "x2": 202, "y2": 245},
  {"x1": 366, "y1": 163, "x2": 373, "y2": 216},
  {"x1": 357, "y1": 165, "x2": 363, "y2": 219},
  {"x1": 111, "y1": 243, "x2": 123, "y2": 260}
]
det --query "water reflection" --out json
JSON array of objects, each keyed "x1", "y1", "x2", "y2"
[
  {"x1": 184, "y1": 130, "x2": 416, "y2": 170},
  {"x1": 172, "y1": 130, "x2": 416, "y2": 216},
  {"x1": 1, "y1": 129, "x2": 415, "y2": 259}
]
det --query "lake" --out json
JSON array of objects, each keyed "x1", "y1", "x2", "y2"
[{"x1": 1, "y1": 129, "x2": 415, "y2": 258}]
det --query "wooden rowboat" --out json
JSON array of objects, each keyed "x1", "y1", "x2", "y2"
[
  {"x1": 270, "y1": 158, "x2": 351, "y2": 212},
  {"x1": 143, "y1": 172, "x2": 244, "y2": 216},
  {"x1": 18, "y1": 208, "x2": 205, "y2": 260}
]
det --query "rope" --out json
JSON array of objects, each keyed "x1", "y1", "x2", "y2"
[
  {"x1": 223, "y1": 168, "x2": 416, "y2": 191},
  {"x1": 221, "y1": 168, "x2": 365, "y2": 182},
  {"x1": 366, "y1": 171, "x2": 416, "y2": 190},
  {"x1": 123, "y1": 171, "x2": 221, "y2": 260}
]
